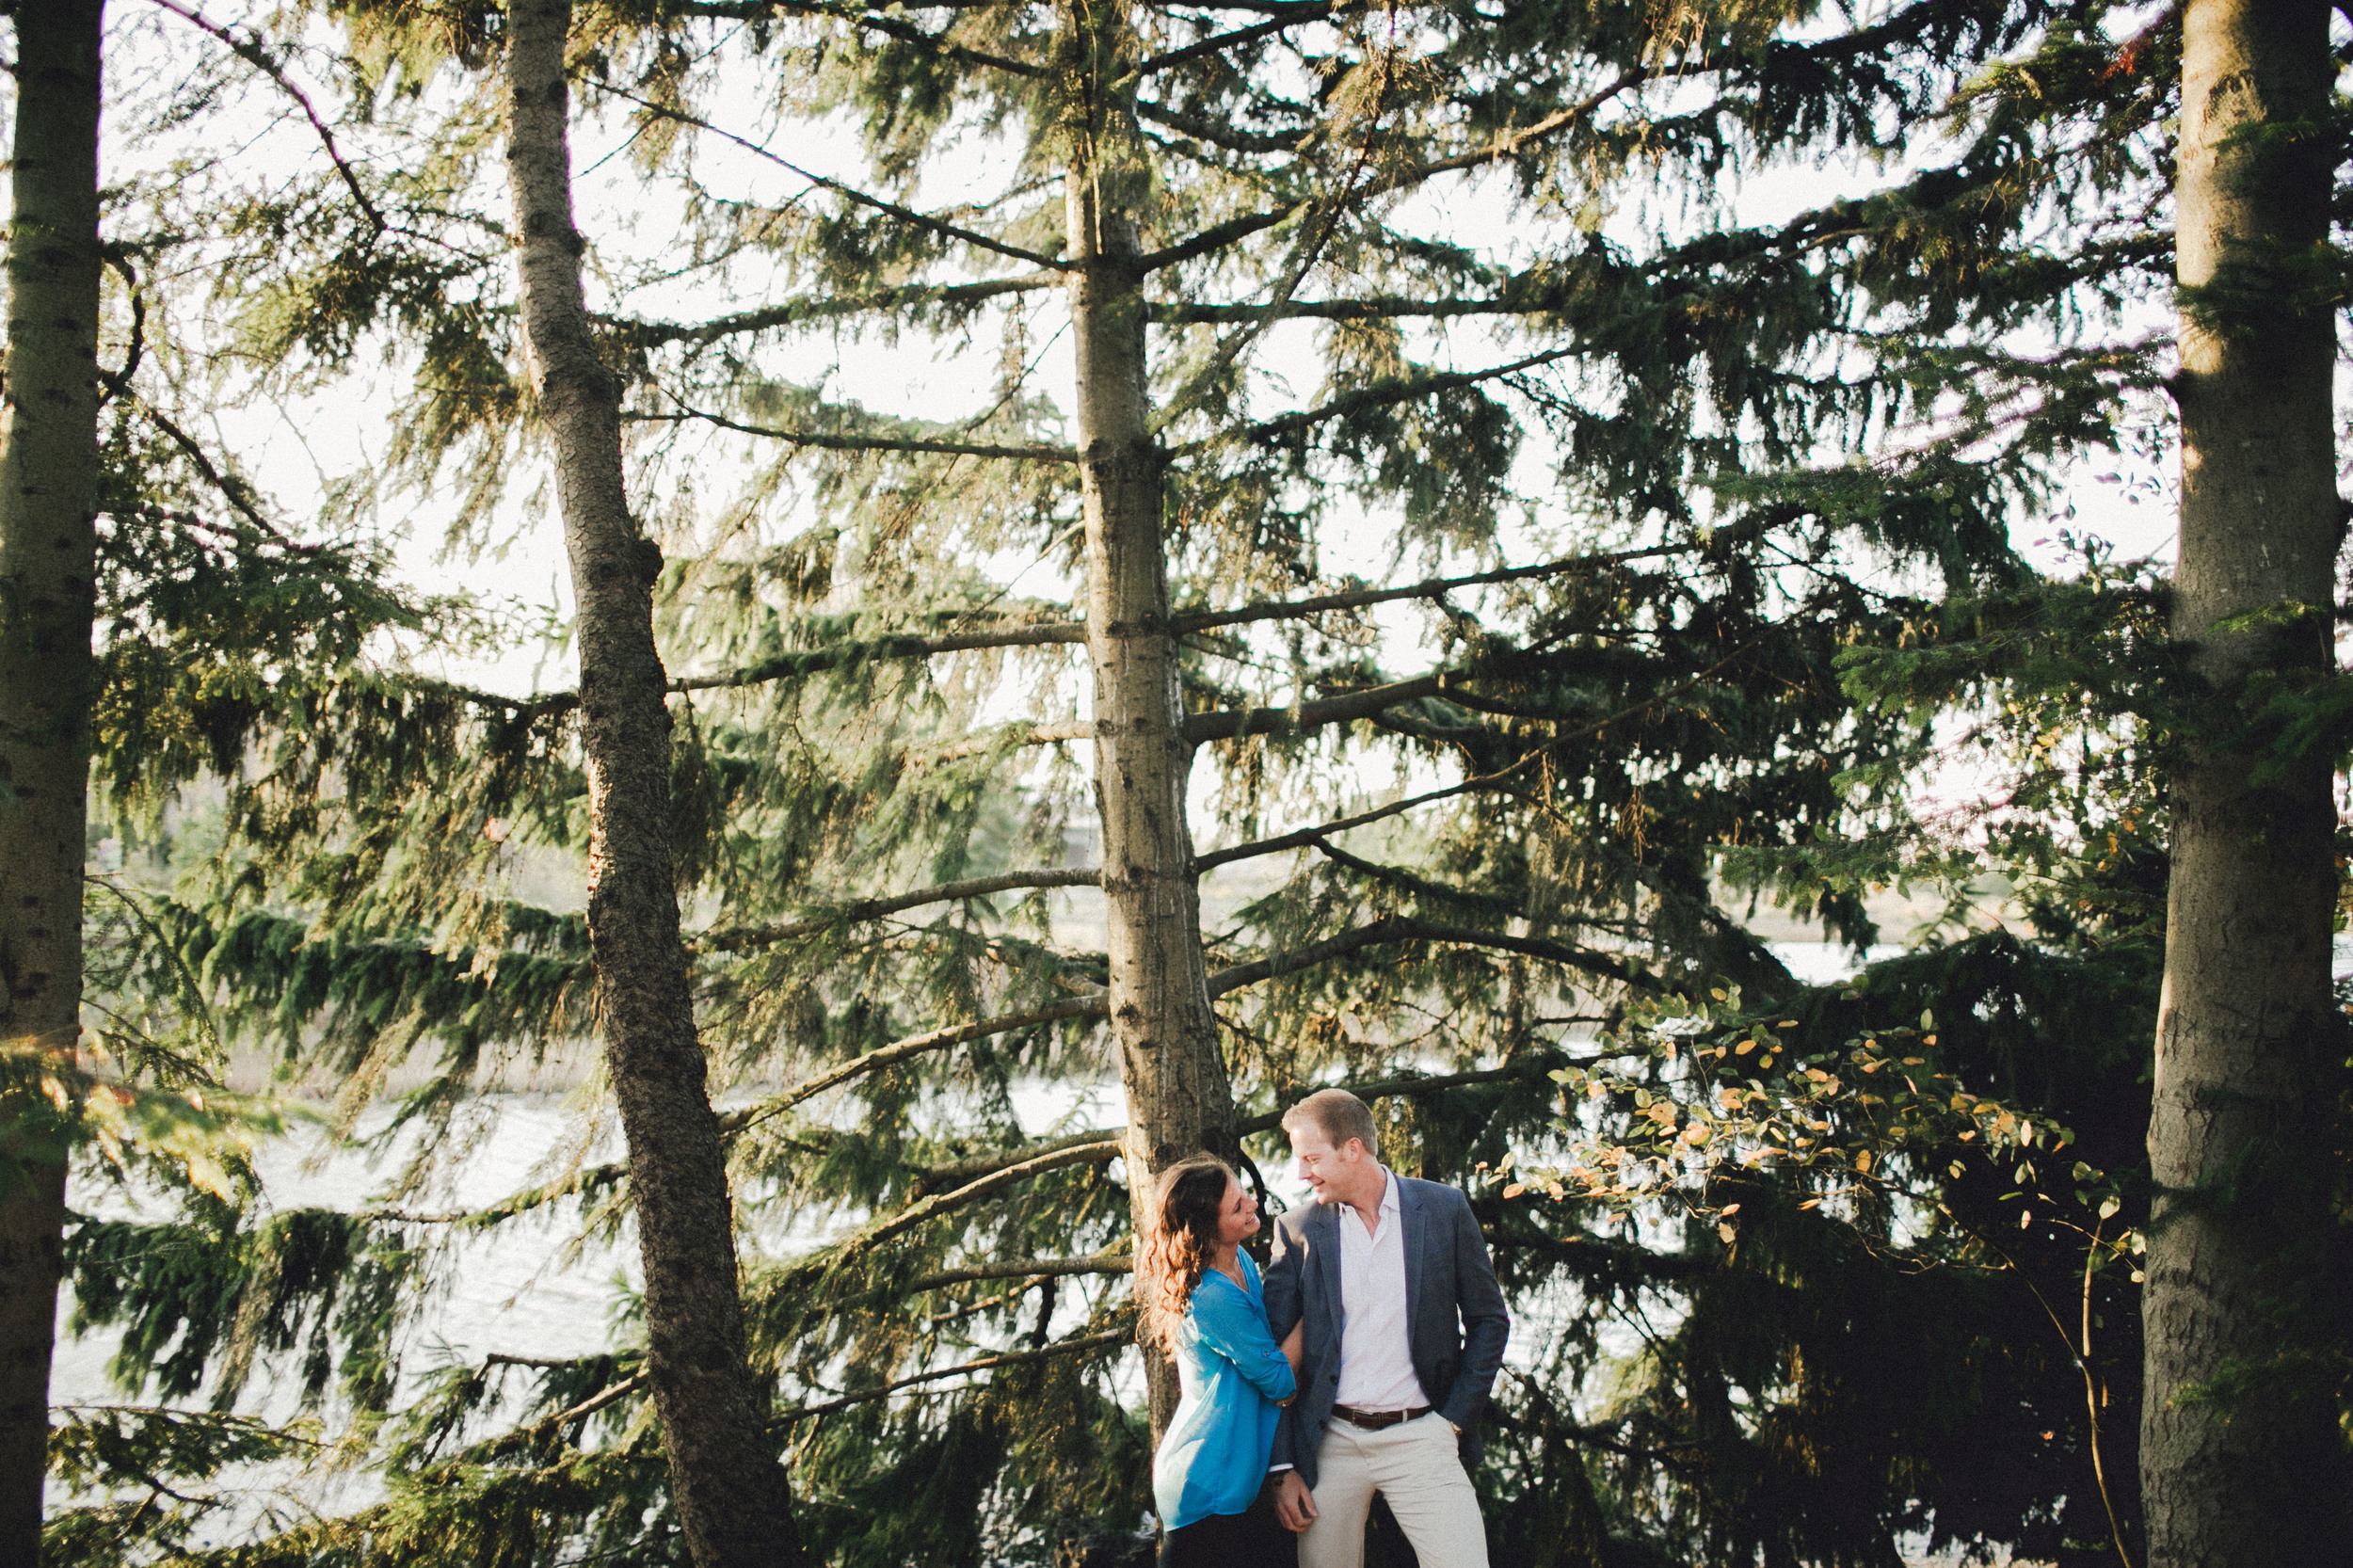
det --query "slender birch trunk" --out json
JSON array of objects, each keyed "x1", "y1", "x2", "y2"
[
  {"x1": 0, "y1": 6, "x2": 104, "y2": 1561},
  {"x1": 504, "y1": 6, "x2": 805, "y2": 1562},
  {"x1": 1060, "y1": 0, "x2": 1235, "y2": 1437},
  {"x1": 2144, "y1": 3, "x2": 2351, "y2": 1562}
]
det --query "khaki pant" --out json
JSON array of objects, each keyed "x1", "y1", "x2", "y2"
[{"x1": 1297, "y1": 1415, "x2": 1489, "y2": 1568}]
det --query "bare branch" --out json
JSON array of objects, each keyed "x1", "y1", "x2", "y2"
[
  {"x1": 696, "y1": 869, "x2": 1101, "y2": 953},
  {"x1": 147, "y1": 0, "x2": 387, "y2": 236},
  {"x1": 588, "y1": 83, "x2": 1067, "y2": 270},
  {"x1": 632, "y1": 405, "x2": 1078, "y2": 462}
]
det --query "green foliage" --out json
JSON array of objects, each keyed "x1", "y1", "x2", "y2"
[
  {"x1": 47, "y1": 0, "x2": 2353, "y2": 1564},
  {"x1": 44, "y1": 1406, "x2": 316, "y2": 1567}
]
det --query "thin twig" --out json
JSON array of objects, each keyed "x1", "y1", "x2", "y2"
[
  {"x1": 776, "y1": 1327, "x2": 1131, "y2": 1424},
  {"x1": 146, "y1": 0, "x2": 387, "y2": 235},
  {"x1": 588, "y1": 82, "x2": 1066, "y2": 270},
  {"x1": 631, "y1": 404, "x2": 1077, "y2": 462}
]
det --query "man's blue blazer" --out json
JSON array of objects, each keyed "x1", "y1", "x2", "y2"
[{"x1": 1261, "y1": 1175, "x2": 1511, "y2": 1488}]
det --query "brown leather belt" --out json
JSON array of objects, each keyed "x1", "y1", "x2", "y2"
[{"x1": 1331, "y1": 1403, "x2": 1432, "y2": 1431}]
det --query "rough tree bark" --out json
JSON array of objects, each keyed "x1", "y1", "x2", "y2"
[
  {"x1": 503, "y1": 5, "x2": 806, "y2": 1563},
  {"x1": 0, "y1": 5, "x2": 104, "y2": 1562},
  {"x1": 2144, "y1": 3, "x2": 2351, "y2": 1564},
  {"x1": 1060, "y1": 0, "x2": 1236, "y2": 1438}
]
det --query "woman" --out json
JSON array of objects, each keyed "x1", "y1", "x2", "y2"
[{"x1": 1143, "y1": 1155, "x2": 1304, "y2": 1568}]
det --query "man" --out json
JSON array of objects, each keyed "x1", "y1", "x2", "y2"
[{"x1": 1262, "y1": 1089, "x2": 1510, "y2": 1568}]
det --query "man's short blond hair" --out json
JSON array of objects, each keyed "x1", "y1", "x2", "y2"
[{"x1": 1281, "y1": 1088, "x2": 1379, "y2": 1156}]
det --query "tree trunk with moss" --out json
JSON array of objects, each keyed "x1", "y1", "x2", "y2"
[
  {"x1": 504, "y1": 4, "x2": 806, "y2": 1563},
  {"x1": 2143, "y1": 2, "x2": 2352, "y2": 1562}
]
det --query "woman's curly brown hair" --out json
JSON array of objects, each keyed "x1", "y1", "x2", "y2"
[{"x1": 1137, "y1": 1155, "x2": 1236, "y2": 1354}]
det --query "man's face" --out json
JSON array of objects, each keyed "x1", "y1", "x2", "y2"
[{"x1": 1289, "y1": 1121, "x2": 1367, "y2": 1207}]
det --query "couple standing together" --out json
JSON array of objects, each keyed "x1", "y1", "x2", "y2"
[{"x1": 1144, "y1": 1089, "x2": 1511, "y2": 1568}]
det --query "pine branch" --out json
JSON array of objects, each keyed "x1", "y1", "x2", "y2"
[
  {"x1": 471, "y1": 1323, "x2": 1133, "y2": 1457},
  {"x1": 1389, "y1": 70, "x2": 1643, "y2": 188},
  {"x1": 612, "y1": 273, "x2": 1061, "y2": 346},
  {"x1": 479, "y1": 1371, "x2": 650, "y2": 1457},
  {"x1": 438, "y1": 549, "x2": 1665, "y2": 719},
  {"x1": 718, "y1": 899, "x2": 1642, "y2": 1124},
  {"x1": 588, "y1": 83, "x2": 1066, "y2": 270},
  {"x1": 1234, "y1": 1055, "x2": 1597, "y2": 1135},
  {"x1": 632, "y1": 405, "x2": 1078, "y2": 462},
  {"x1": 1182, "y1": 543, "x2": 1685, "y2": 632},
  {"x1": 696, "y1": 869, "x2": 1101, "y2": 953},
  {"x1": 1202, "y1": 342, "x2": 1581, "y2": 453},
  {"x1": 125, "y1": 396, "x2": 291, "y2": 545},
  {"x1": 1205, "y1": 914, "x2": 1657, "y2": 995},
  {"x1": 1152, "y1": 295, "x2": 1531, "y2": 322},
  {"x1": 1183, "y1": 672, "x2": 1446, "y2": 744},
  {"x1": 911, "y1": 1128, "x2": 1125, "y2": 1196},
  {"x1": 1303, "y1": 835, "x2": 1523, "y2": 920},
  {"x1": 148, "y1": 0, "x2": 388, "y2": 237},
  {"x1": 1134, "y1": 0, "x2": 1350, "y2": 74},
  {"x1": 776, "y1": 1327, "x2": 1132, "y2": 1424},
  {"x1": 671, "y1": 624, "x2": 1089, "y2": 701},
  {"x1": 1135, "y1": 72, "x2": 1640, "y2": 273},
  {"x1": 1193, "y1": 761, "x2": 1541, "y2": 872},
  {"x1": 1134, "y1": 99, "x2": 1306, "y2": 154},
  {"x1": 928, "y1": 721, "x2": 1098, "y2": 760},
  {"x1": 677, "y1": 0, "x2": 1048, "y2": 78},
  {"x1": 845, "y1": 1139, "x2": 1126, "y2": 1253},
  {"x1": 723, "y1": 996, "x2": 1110, "y2": 1132},
  {"x1": 907, "y1": 1251, "x2": 1131, "y2": 1290}
]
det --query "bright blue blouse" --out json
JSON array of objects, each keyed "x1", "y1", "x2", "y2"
[{"x1": 1152, "y1": 1252, "x2": 1297, "y2": 1530}]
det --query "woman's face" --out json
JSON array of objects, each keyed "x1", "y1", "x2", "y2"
[{"x1": 1213, "y1": 1177, "x2": 1260, "y2": 1248}]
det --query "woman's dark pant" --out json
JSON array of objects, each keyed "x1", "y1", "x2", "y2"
[{"x1": 1160, "y1": 1491, "x2": 1295, "y2": 1568}]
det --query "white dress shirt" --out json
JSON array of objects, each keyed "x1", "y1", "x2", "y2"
[{"x1": 1335, "y1": 1166, "x2": 1430, "y2": 1411}]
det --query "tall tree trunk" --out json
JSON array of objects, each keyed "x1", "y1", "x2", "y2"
[
  {"x1": 1061, "y1": 0, "x2": 1235, "y2": 1439},
  {"x1": 2145, "y1": 3, "x2": 2351, "y2": 1563},
  {"x1": 0, "y1": 6, "x2": 104, "y2": 1562},
  {"x1": 503, "y1": 6, "x2": 805, "y2": 1563}
]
